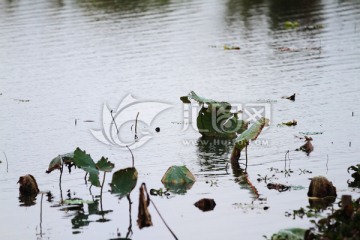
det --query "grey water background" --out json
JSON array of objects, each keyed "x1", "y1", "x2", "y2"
[{"x1": 1, "y1": 0, "x2": 360, "y2": 239}]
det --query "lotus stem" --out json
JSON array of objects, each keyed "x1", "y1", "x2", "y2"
[
  {"x1": 135, "y1": 112, "x2": 139, "y2": 140},
  {"x1": 126, "y1": 145, "x2": 135, "y2": 168},
  {"x1": 3, "y1": 152, "x2": 8, "y2": 173}
]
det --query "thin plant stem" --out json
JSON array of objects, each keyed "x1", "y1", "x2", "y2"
[
  {"x1": 59, "y1": 157, "x2": 64, "y2": 203},
  {"x1": 126, "y1": 145, "x2": 135, "y2": 168},
  {"x1": 110, "y1": 110, "x2": 119, "y2": 134},
  {"x1": 245, "y1": 145, "x2": 248, "y2": 170},
  {"x1": 39, "y1": 193, "x2": 44, "y2": 237},
  {"x1": 3, "y1": 152, "x2": 8, "y2": 172},
  {"x1": 126, "y1": 195, "x2": 133, "y2": 238},
  {"x1": 150, "y1": 198, "x2": 178, "y2": 240},
  {"x1": 100, "y1": 172, "x2": 106, "y2": 211},
  {"x1": 284, "y1": 150, "x2": 290, "y2": 170},
  {"x1": 84, "y1": 172, "x2": 88, "y2": 185},
  {"x1": 135, "y1": 112, "x2": 139, "y2": 140},
  {"x1": 326, "y1": 154, "x2": 329, "y2": 174}
]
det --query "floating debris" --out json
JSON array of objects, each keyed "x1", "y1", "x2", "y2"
[
  {"x1": 284, "y1": 21, "x2": 300, "y2": 29},
  {"x1": 224, "y1": 44, "x2": 241, "y2": 50},
  {"x1": 256, "y1": 99, "x2": 278, "y2": 103},
  {"x1": 194, "y1": 198, "x2": 216, "y2": 212},
  {"x1": 281, "y1": 93, "x2": 296, "y2": 101},
  {"x1": 299, "y1": 132, "x2": 323, "y2": 135},
  {"x1": 267, "y1": 183, "x2": 290, "y2": 192},
  {"x1": 13, "y1": 98, "x2": 30, "y2": 102},
  {"x1": 296, "y1": 136, "x2": 314, "y2": 155},
  {"x1": 278, "y1": 120, "x2": 297, "y2": 127}
]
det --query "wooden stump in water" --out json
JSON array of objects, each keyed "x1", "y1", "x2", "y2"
[
  {"x1": 17, "y1": 174, "x2": 40, "y2": 196},
  {"x1": 307, "y1": 176, "x2": 336, "y2": 198}
]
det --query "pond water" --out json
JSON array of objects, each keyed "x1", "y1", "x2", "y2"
[{"x1": 1, "y1": 0, "x2": 360, "y2": 239}]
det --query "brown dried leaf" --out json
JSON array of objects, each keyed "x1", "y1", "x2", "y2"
[{"x1": 137, "y1": 183, "x2": 153, "y2": 229}]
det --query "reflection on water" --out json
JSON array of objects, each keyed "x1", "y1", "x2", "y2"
[
  {"x1": 59, "y1": 198, "x2": 113, "y2": 232},
  {"x1": 197, "y1": 136, "x2": 258, "y2": 198},
  {"x1": 18, "y1": 194, "x2": 38, "y2": 207},
  {"x1": 226, "y1": 0, "x2": 324, "y2": 34},
  {"x1": 197, "y1": 137, "x2": 233, "y2": 174},
  {"x1": 76, "y1": 0, "x2": 171, "y2": 14}
]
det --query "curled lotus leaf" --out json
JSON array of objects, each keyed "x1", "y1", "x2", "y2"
[{"x1": 46, "y1": 153, "x2": 74, "y2": 173}]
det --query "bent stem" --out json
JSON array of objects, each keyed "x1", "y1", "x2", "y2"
[
  {"x1": 244, "y1": 174, "x2": 259, "y2": 199},
  {"x1": 84, "y1": 172, "x2": 88, "y2": 185},
  {"x1": 126, "y1": 195, "x2": 133, "y2": 238},
  {"x1": 150, "y1": 198, "x2": 178, "y2": 240},
  {"x1": 126, "y1": 145, "x2": 135, "y2": 168}
]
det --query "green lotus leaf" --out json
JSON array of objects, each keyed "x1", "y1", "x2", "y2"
[
  {"x1": 271, "y1": 228, "x2": 306, "y2": 240},
  {"x1": 110, "y1": 167, "x2": 138, "y2": 198},
  {"x1": 96, "y1": 157, "x2": 115, "y2": 172},
  {"x1": 234, "y1": 117, "x2": 269, "y2": 151},
  {"x1": 180, "y1": 91, "x2": 247, "y2": 138},
  {"x1": 161, "y1": 165, "x2": 196, "y2": 185},
  {"x1": 73, "y1": 148, "x2": 100, "y2": 187}
]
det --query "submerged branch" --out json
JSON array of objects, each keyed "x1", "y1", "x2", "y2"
[{"x1": 243, "y1": 174, "x2": 259, "y2": 199}]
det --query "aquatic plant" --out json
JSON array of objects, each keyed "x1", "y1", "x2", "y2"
[
  {"x1": 230, "y1": 117, "x2": 269, "y2": 167},
  {"x1": 180, "y1": 91, "x2": 247, "y2": 139}
]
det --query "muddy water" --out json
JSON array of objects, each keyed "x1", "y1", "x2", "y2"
[{"x1": 1, "y1": 0, "x2": 360, "y2": 239}]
